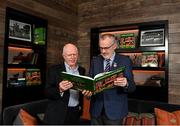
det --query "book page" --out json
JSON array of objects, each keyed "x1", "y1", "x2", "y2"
[
  {"x1": 94, "y1": 72, "x2": 109, "y2": 79},
  {"x1": 61, "y1": 71, "x2": 94, "y2": 80}
]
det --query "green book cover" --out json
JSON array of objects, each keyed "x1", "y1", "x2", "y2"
[
  {"x1": 60, "y1": 66, "x2": 125, "y2": 94},
  {"x1": 34, "y1": 27, "x2": 46, "y2": 45}
]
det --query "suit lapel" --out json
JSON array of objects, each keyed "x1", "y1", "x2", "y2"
[
  {"x1": 61, "y1": 63, "x2": 70, "y2": 103},
  {"x1": 99, "y1": 55, "x2": 104, "y2": 73},
  {"x1": 112, "y1": 53, "x2": 120, "y2": 71},
  {"x1": 78, "y1": 67, "x2": 83, "y2": 75}
]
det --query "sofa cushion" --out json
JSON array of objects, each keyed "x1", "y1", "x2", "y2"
[
  {"x1": 124, "y1": 112, "x2": 141, "y2": 125},
  {"x1": 139, "y1": 113, "x2": 155, "y2": 125},
  {"x1": 123, "y1": 112, "x2": 155, "y2": 125},
  {"x1": 3, "y1": 99, "x2": 49, "y2": 125},
  {"x1": 173, "y1": 110, "x2": 180, "y2": 124},
  {"x1": 13, "y1": 109, "x2": 38, "y2": 125},
  {"x1": 155, "y1": 108, "x2": 180, "y2": 125}
]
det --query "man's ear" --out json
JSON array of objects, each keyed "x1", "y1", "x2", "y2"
[
  {"x1": 113, "y1": 42, "x2": 117, "y2": 49},
  {"x1": 62, "y1": 54, "x2": 65, "y2": 59}
]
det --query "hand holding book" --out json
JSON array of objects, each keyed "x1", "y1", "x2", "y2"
[
  {"x1": 60, "y1": 66, "x2": 125, "y2": 95},
  {"x1": 82, "y1": 90, "x2": 93, "y2": 98},
  {"x1": 82, "y1": 76, "x2": 128, "y2": 98},
  {"x1": 59, "y1": 80, "x2": 73, "y2": 92},
  {"x1": 114, "y1": 77, "x2": 128, "y2": 87}
]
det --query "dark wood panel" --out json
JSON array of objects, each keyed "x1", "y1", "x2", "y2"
[
  {"x1": 6, "y1": 0, "x2": 77, "y2": 28},
  {"x1": 34, "y1": 0, "x2": 78, "y2": 15},
  {"x1": 169, "y1": 44, "x2": 180, "y2": 53},
  {"x1": 169, "y1": 73, "x2": 180, "y2": 83},
  {"x1": 169, "y1": 32, "x2": 180, "y2": 44},
  {"x1": 169, "y1": 63, "x2": 180, "y2": 74},
  {"x1": 169, "y1": 94, "x2": 180, "y2": 105}
]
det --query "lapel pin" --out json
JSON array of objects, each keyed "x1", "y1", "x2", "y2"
[{"x1": 113, "y1": 62, "x2": 117, "y2": 68}]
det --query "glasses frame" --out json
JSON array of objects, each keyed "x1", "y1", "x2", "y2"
[{"x1": 99, "y1": 42, "x2": 115, "y2": 50}]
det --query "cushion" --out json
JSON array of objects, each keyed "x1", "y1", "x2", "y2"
[
  {"x1": 173, "y1": 110, "x2": 180, "y2": 124},
  {"x1": 123, "y1": 112, "x2": 155, "y2": 125},
  {"x1": 37, "y1": 113, "x2": 45, "y2": 121},
  {"x1": 124, "y1": 112, "x2": 141, "y2": 125},
  {"x1": 13, "y1": 108, "x2": 38, "y2": 125},
  {"x1": 155, "y1": 108, "x2": 180, "y2": 125},
  {"x1": 139, "y1": 113, "x2": 155, "y2": 125}
]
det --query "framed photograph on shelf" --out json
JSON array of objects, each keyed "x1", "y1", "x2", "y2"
[
  {"x1": 140, "y1": 29, "x2": 164, "y2": 46},
  {"x1": 141, "y1": 52, "x2": 158, "y2": 67},
  {"x1": 119, "y1": 33, "x2": 136, "y2": 49},
  {"x1": 26, "y1": 68, "x2": 41, "y2": 86},
  {"x1": 9, "y1": 19, "x2": 31, "y2": 42},
  {"x1": 100, "y1": 29, "x2": 138, "y2": 49}
]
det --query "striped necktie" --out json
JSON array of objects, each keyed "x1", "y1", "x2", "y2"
[{"x1": 104, "y1": 59, "x2": 111, "y2": 72}]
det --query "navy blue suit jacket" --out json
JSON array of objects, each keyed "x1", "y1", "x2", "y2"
[{"x1": 89, "y1": 53, "x2": 136, "y2": 120}]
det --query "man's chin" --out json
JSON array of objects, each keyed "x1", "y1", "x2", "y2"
[
  {"x1": 69, "y1": 63, "x2": 76, "y2": 67},
  {"x1": 102, "y1": 55, "x2": 109, "y2": 59}
]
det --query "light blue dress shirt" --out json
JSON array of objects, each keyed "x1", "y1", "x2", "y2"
[{"x1": 64, "y1": 62, "x2": 80, "y2": 107}]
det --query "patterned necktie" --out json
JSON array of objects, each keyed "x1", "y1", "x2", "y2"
[{"x1": 104, "y1": 59, "x2": 111, "y2": 72}]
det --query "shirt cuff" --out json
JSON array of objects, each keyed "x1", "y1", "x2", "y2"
[
  {"x1": 124, "y1": 82, "x2": 128, "y2": 88},
  {"x1": 60, "y1": 92, "x2": 64, "y2": 97}
]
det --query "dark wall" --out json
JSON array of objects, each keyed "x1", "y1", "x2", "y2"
[{"x1": 77, "y1": 0, "x2": 180, "y2": 105}]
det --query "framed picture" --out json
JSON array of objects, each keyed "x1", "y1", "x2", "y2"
[
  {"x1": 140, "y1": 29, "x2": 164, "y2": 46},
  {"x1": 9, "y1": 19, "x2": 31, "y2": 42},
  {"x1": 119, "y1": 33, "x2": 136, "y2": 49},
  {"x1": 100, "y1": 29, "x2": 138, "y2": 49}
]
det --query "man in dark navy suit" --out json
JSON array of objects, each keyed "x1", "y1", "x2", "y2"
[{"x1": 83, "y1": 34, "x2": 136, "y2": 125}]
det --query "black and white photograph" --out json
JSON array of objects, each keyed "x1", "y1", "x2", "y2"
[
  {"x1": 9, "y1": 19, "x2": 31, "y2": 41},
  {"x1": 140, "y1": 29, "x2": 164, "y2": 46}
]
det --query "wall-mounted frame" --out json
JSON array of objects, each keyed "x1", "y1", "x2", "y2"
[
  {"x1": 140, "y1": 28, "x2": 164, "y2": 47},
  {"x1": 9, "y1": 19, "x2": 31, "y2": 42},
  {"x1": 100, "y1": 29, "x2": 138, "y2": 49}
]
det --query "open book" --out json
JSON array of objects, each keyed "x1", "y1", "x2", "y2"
[{"x1": 60, "y1": 66, "x2": 125, "y2": 94}]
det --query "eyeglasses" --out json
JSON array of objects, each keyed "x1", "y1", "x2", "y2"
[{"x1": 99, "y1": 42, "x2": 115, "y2": 50}]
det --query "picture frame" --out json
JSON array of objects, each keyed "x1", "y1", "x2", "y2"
[
  {"x1": 140, "y1": 28, "x2": 164, "y2": 46},
  {"x1": 119, "y1": 33, "x2": 136, "y2": 49},
  {"x1": 100, "y1": 29, "x2": 138, "y2": 49},
  {"x1": 9, "y1": 19, "x2": 31, "y2": 42}
]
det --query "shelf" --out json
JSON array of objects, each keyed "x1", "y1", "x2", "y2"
[
  {"x1": 135, "y1": 85, "x2": 168, "y2": 88},
  {"x1": 8, "y1": 40, "x2": 46, "y2": 49},
  {"x1": 7, "y1": 83, "x2": 43, "y2": 89},
  {"x1": 7, "y1": 64, "x2": 39, "y2": 68},
  {"x1": 2, "y1": 7, "x2": 47, "y2": 109},
  {"x1": 128, "y1": 86, "x2": 168, "y2": 102},
  {"x1": 133, "y1": 67, "x2": 165, "y2": 71},
  {"x1": 116, "y1": 46, "x2": 165, "y2": 53},
  {"x1": 90, "y1": 20, "x2": 168, "y2": 102}
]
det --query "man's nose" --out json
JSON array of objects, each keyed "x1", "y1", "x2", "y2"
[
  {"x1": 70, "y1": 54, "x2": 76, "y2": 57},
  {"x1": 101, "y1": 49, "x2": 106, "y2": 53}
]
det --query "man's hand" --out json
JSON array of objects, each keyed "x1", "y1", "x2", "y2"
[
  {"x1": 82, "y1": 90, "x2": 93, "y2": 98},
  {"x1": 114, "y1": 77, "x2": 128, "y2": 87},
  {"x1": 59, "y1": 80, "x2": 73, "y2": 92}
]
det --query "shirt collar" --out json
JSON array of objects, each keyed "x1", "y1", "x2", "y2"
[
  {"x1": 106, "y1": 52, "x2": 115, "y2": 62},
  {"x1": 64, "y1": 62, "x2": 79, "y2": 72}
]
